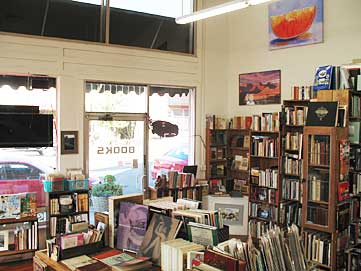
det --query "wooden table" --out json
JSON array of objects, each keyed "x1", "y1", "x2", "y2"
[{"x1": 34, "y1": 250, "x2": 161, "y2": 271}]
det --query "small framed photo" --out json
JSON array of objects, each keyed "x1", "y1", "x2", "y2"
[
  {"x1": 0, "y1": 230, "x2": 9, "y2": 251},
  {"x1": 61, "y1": 131, "x2": 79, "y2": 155}
]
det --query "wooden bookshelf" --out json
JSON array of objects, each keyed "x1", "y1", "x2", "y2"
[
  {"x1": 0, "y1": 215, "x2": 39, "y2": 263},
  {"x1": 46, "y1": 189, "x2": 90, "y2": 238},
  {"x1": 248, "y1": 128, "x2": 281, "y2": 238},
  {"x1": 279, "y1": 99, "x2": 309, "y2": 228},
  {"x1": 302, "y1": 126, "x2": 349, "y2": 271}
]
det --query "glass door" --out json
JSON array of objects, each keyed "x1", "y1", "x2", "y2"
[{"x1": 87, "y1": 115, "x2": 147, "y2": 195}]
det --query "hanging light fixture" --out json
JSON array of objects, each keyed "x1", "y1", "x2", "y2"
[{"x1": 175, "y1": 0, "x2": 273, "y2": 24}]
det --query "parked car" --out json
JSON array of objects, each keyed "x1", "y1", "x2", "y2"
[
  {"x1": 151, "y1": 146, "x2": 189, "y2": 179},
  {"x1": 0, "y1": 157, "x2": 54, "y2": 207}
]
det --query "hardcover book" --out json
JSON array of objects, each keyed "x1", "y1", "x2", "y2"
[
  {"x1": 204, "y1": 250, "x2": 241, "y2": 271},
  {"x1": 306, "y1": 102, "x2": 338, "y2": 127},
  {"x1": 116, "y1": 202, "x2": 149, "y2": 253},
  {"x1": 138, "y1": 213, "x2": 182, "y2": 266}
]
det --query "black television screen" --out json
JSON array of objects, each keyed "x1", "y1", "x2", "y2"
[{"x1": 0, "y1": 113, "x2": 53, "y2": 147}]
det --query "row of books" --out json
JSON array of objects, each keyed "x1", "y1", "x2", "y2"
[
  {"x1": 252, "y1": 113, "x2": 280, "y2": 132},
  {"x1": 279, "y1": 202, "x2": 301, "y2": 226},
  {"x1": 303, "y1": 231, "x2": 331, "y2": 266},
  {"x1": 232, "y1": 155, "x2": 249, "y2": 171},
  {"x1": 308, "y1": 175, "x2": 329, "y2": 202},
  {"x1": 282, "y1": 178, "x2": 301, "y2": 201},
  {"x1": 49, "y1": 193, "x2": 88, "y2": 215},
  {"x1": 0, "y1": 192, "x2": 37, "y2": 219},
  {"x1": 210, "y1": 147, "x2": 226, "y2": 160},
  {"x1": 251, "y1": 136, "x2": 278, "y2": 157},
  {"x1": 284, "y1": 154, "x2": 302, "y2": 176},
  {"x1": 249, "y1": 220, "x2": 272, "y2": 239},
  {"x1": 161, "y1": 239, "x2": 204, "y2": 271},
  {"x1": 309, "y1": 136, "x2": 330, "y2": 165},
  {"x1": 285, "y1": 132, "x2": 303, "y2": 152},
  {"x1": 172, "y1": 209, "x2": 224, "y2": 229},
  {"x1": 307, "y1": 205, "x2": 328, "y2": 226},
  {"x1": 284, "y1": 106, "x2": 307, "y2": 126},
  {"x1": 14, "y1": 222, "x2": 38, "y2": 250},
  {"x1": 171, "y1": 189, "x2": 201, "y2": 201},
  {"x1": 59, "y1": 225, "x2": 104, "y2": 250},
  {"x1": 351, "y1": 172, "x2": 361, "y2": 195},
  {"x1": 250, "y1": 186, "x2": 278, "y2": 204},
  {"x1": 50, "y1": 214, "x2": 88, "y2": 237},
  {"x1": 251, "y1": 168, "x2": 278, "y2": 189},
  {"x1": 249, "y1": 203, "x2": 278, "y2": 221},
  {"x1": 210, "y1": 132, "x2": 227, "y2": 145},
  {"x1": 210, "y1": 164, "x2": 225, "y2": 177},
  {"x1": 350, "y1": 94, "x2": 361, "y2": 118},
  {"x1": 229, "y1": 135, "x2": 250, "y2": 148},
  {"x1": 350, "y1": 197, "x2": 361, "y2": 222},
  {"x1": 232, "y1": 116, "x2": 252, "y2": 130},
  {"x1": 259, "y1": 225, "x2": 307, "y2": 271},
  {"x1": 168, "y1": 171, "x2": 197, "y2": 189},
  {"x1": 292, "y1": 85, "x2": 314, "y2": 100}
]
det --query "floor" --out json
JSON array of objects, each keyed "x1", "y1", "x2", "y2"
[{"x1": 0, "y1": 260, "x2": 32, "y2": 271}]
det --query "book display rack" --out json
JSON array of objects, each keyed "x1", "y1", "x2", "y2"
[
  {"x1": 302, "y1": 127, "x2": 349, "y2": 270},
  {"x1": 279, "y1": 99, "x2": 310, "y2": 228}
]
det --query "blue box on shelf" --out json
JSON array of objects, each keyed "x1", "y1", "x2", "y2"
[
  {"x1": 43, "y1": 180, "x2": 65, "y2": 192},
  {"x1": 67, "y1": 179, "x2": 89, "y2": 191}
]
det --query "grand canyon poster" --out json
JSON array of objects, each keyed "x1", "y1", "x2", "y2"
[{"x1": 239, "y1": 70, "x2": 281, "y2": 105}]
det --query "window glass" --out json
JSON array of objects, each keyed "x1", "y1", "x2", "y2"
[
  {"x1": 109, "y1": 0, "x2": 194, "y2": 54},
  {"x1": 148, "y1": 88, "x2": 195, "y2": 185},
  {"x1": 44, "y1": 0, "x2": 104, "y2": 42},
  {"x1": 85, "y1": 82, "x2": 147, "y2": 113},
  {"x1": 109, "y1": 0, "x2": 193, "y2": 18},
  {"x1": 0, "y1": 0, "x2": 46, "y2": 36},
  {"x1": 0, "y1": 81, "x2": 57, "y2": 210}
]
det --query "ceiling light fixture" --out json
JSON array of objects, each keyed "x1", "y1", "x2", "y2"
[{"x1": 175, "y1": 0, "x2": 273, "y2": 24}]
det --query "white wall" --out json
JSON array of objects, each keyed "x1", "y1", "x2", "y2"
[
  {"x1": 225, "y1": 0, "x2": 361, "y2": 117},
  {"x1": 0, "y1": 32, "x2": 205, "y2": 173}
]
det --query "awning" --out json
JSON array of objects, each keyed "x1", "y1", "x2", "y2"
[
  {"x1": 150, "y1": 86, "x2": 189, "y2": 97},
  {"x1": 85, "y1": 82, "x2": 146, "y2": 95},
  {"x1": 0, "y1": 75, "x2": 56, "y2": 90}
]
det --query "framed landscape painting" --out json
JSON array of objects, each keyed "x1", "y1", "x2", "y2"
[
  {"x1": 269, "y1": 0, "x2": 323, "y2": 50},
  {"x1": 239, "y1": 70, "x2": 281, "y2": 105}
]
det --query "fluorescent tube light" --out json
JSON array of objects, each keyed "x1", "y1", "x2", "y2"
[{"x1": 176, "y1": 0, "x2": 272, "y2": 24}]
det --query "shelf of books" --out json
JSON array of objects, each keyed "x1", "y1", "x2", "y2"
[
  {"x1": 279, "y1": 99, "x2": 309, "y2": 228},
  {"x1": 0, "y1": 192, "x2": 38, "y2": 263},
  {"x1": 302, "y1": 126, "x2": 350, "y2": 271},
  {"x1": 227, "y1": 128, "x2": 251, "y2": 196},
  {"x1": 205, "y1": 119, "x2": 228, "y2": 194},
  {"x1": 248, "y1": 112, "x2": 281, "y2": 240},
  {"x1": 47, "y1": 189, "x2": 90, "y2": 238}
]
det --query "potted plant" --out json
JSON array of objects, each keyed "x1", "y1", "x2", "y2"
[{"x1": 91, "y1": 175, "x2": 123, "y2": 212}]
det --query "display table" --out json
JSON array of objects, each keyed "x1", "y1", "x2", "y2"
[{"x1": 34, "y1": 249, "x2": 161, "y2": 271}]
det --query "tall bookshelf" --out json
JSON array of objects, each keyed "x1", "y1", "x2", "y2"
[
  {"x1": 279, "y1": 99, "x2": 309, "y2": 227},
  {"x1": 248, "y1": 113, "x2": 281, "y2": 240},
  {"x1": 205, "y1": 125, "x2": 228, "y2": 193},
  {"x1": 227, "y1": 128, "x2": 251, "y2": 196},
  {"x1": 302, "y1": 126, "x2": 349, "y2": 271}
]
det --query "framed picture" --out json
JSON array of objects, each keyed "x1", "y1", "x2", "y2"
[
  {"x1": 204, "y1": 195, "x2": 248, "y2": 235},
  {"x1": 0, "y1": 230, "x2": 9, "y2": 251},
  {"x1": 61, "y1": 131, "x2": 78, "y2": 154},
  {"x1": 269, "y1": 0, "x2": 324, "y2": 50},
  {"x1": 239, "y1": 70, "x2": 281, "y2": 105}
]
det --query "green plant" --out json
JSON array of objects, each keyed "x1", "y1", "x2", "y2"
[{"x1": 91, "y1": 175, "x2": 123, "y2": 197}]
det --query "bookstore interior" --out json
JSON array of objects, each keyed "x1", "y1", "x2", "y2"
[{"x1": 0, "y1": 0, "x2": 361, "y2": 271}]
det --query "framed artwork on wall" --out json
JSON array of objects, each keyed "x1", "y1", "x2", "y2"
[
  {"x1": 239, "y1": 70, "x2": 281, "y2": 105},
  {"x1": 268, "y1": 0, "x2": 324, "y2": 50},
  {"x1": 61, "y1": 131, "x2": 79, "y2": 155}
]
